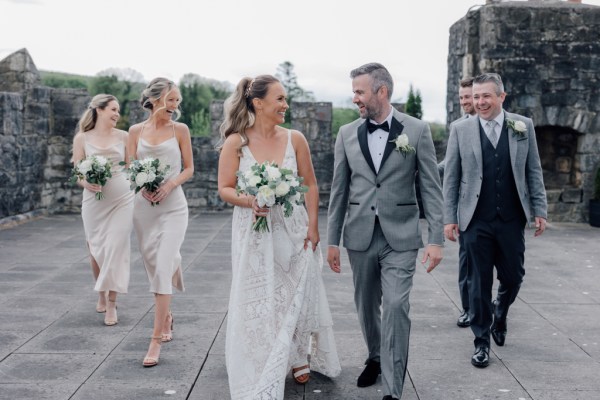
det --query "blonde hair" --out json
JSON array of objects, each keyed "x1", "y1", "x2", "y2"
[
  {"x1": 77, "y1": 94, "x2": 118, "y2": 132},
  {"x1": 140, "y1": 77, "x2": 181, "y2": 120},
  {"x1": 217, "y1": 74, "x2": 279, "y2": 154}
]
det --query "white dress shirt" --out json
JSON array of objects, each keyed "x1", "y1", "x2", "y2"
[{"x1": 367, "y1": 107, "x2": 394, "y2": 173}]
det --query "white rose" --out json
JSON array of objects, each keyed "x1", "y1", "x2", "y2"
[
  {"x1": 256, "y1": 185, "x2": 275, "y2": 207},
  {"x1": 247, "y1": 175, "x2": 262, "y2": 188},
  {"x1": 291, "y1": 192, "x2": 303, "y2": 203},
  {"x1": 275, "y1": 181, "x2": 290, "y2": 197},
  {"x1": 396, "y1": 134, "x2": 409, "y2": 147},
  {"x1": 514, "y1": 120, "x2": 527, "y2": 132},
  {"x1": 146, "y1": 171, "x2": 156, "y2": 183},
  {"x1": 78, "y1": 159, "x2": 93, "y2": 175},
  {"x1": 265, "y1": 165, "x2": 282, "y2": 181},
  {"x1": 135, "y1": 172, "x2": 148, "y2": 186},
  {"x1": 95, "y1": 156, "x2": 108, "y2": 166},
  {"x1": 288, "y1": 178, "x2": 299, "y2": 187}
]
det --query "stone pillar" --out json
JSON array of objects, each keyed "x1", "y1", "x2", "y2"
[
  {"x1": 0, "y1": 48, "x2": 40, "y2": 93},
  {"x1": 290, "y1": 102, "x2": 333, "y2": 207}
]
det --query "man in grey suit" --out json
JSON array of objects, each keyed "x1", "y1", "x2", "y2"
[
  {"x1": 443, "y1": 73, "x2": 547, "y2": 368},
  {"x1": 439, "y1": 77, "x2": 476, "y2": 328},
  {"x1": 327, "y1": 63, "x2": 443, "y2": 400}
]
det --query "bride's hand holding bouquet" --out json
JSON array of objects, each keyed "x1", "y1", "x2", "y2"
[{"x1": 236, "y1": 160, "x2": 308, "y2": 232}]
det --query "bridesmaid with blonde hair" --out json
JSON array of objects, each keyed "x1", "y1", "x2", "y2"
[
  {"x1": 127, "y1": 78, "x2": 193, "y2": 367},
  {"x1": 71, "y1": 94, "x2": 134, "y2": 326}
]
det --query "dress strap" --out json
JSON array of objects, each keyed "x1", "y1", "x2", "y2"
[
  {"x1": 172, "y1": 122, "x2": 176, "y2": 138},
  {"x1": 286, "y1": 129, "x2": 294, "y2": 154}
]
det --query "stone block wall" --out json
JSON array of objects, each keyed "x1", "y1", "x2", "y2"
[{"x1": 446, "y1": 1, "x2": 600, "y2": 222}]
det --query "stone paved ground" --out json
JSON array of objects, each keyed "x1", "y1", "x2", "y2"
[{"x1": 0, "y1": 212, "x2": 599, "y2": 400}]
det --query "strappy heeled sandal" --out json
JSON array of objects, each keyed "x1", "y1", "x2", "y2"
[
  {"x1": 142, "y1": 336, "x2": 162, "y2": 367},
  {"x1": 292, "y1": 365, "x2": 310, "y2": 384},
  {"x1": 104, "y1": 299, "x2": 118, "y2": 326},
  {"x1": 96, "y1": 293, "x2": 107, "y2": 313},
  {"x1": 161, "y1": 311, "x2": 174, "y2": 342}
]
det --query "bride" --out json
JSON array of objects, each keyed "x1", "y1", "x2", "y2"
[{"x1": 217, "y1": 74, "x2": 341, "y2": 399}]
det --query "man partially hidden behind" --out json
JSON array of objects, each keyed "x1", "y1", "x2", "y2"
[
  {"x1": 439, "y1": 77, "x2": 477, "y2": 328},
  {"x1": 443, "y1": 73, "x2": 547, "y2": 368}
]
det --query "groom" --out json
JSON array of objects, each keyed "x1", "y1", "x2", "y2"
[{"x1": 327, "y1": 62, "x2": 444, "y2": 400}]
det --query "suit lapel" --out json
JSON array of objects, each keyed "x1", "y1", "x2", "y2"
[
  {"x1": 505, "y1": 112, "x2": 518, "y2": 171},
  {"x1": 472, "y1": 116, "x2": 483, "y2": 172},
  {"x1": 357, "y1": 120, "x2": 377, "y2": 174},
  {"x1": 379, "y1": 116, "x2": 404, "y2": 172}
]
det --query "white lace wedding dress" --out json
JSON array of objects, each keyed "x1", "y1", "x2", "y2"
[{"x1": 226, "y1": 130, "x2": 341, "y2": 400}]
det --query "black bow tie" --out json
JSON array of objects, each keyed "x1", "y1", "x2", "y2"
[{"x1": 367, "y1": 120, "x2": 389, "y2": 133}]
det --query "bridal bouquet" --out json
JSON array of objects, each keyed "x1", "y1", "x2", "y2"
[
  {"x1": 236, "y1": 161, "x2": 308, "y2": 232},
  {"x1": 70, "y1": 155, "x2": 112, "y2": 200},
  {"x1": 125, "y1": 158, "x2": 171, "y2": 206}
]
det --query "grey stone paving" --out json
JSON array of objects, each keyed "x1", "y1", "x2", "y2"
[{"x1": 0, "y1": 212, "x2": 599, "y2": 400}]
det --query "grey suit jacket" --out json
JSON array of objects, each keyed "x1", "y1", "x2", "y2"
[
  {"x1": 443, "y1": 111, "x2": 547, "y2": 232},
  {"x1": 327, "y1": 109, "x2": 444, "y2": 252},
  {"x1": 438, "y1": 114, "x2": 470, "y2": 178}
]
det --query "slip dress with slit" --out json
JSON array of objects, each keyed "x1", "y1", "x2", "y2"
[
  {"x1": 81, "y1": 130, "x2": 134, "y2": 293},
  {"x1": 133, "y1": 122, "x2": 187, "y2": 294}
]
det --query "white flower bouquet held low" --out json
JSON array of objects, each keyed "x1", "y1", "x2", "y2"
[
  {"x1": 70, "y1": 155, "x2": 112, "y2": 200},
  {"x1": 236, "y1": 161, "x2": 308, "y2": 232},
  {"x1": 123, "y1": 158, "x2": 171, "y2": 206}
]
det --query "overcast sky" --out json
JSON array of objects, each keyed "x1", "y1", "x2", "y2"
[{"x1": 2, "y1": 0, "x2": 599, "y2": 122}]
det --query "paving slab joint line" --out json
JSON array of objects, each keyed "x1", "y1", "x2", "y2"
[
  {"x1": 183, "y1": 215, "x2": 232, "y2": 274},
  {"x1": 185, "y1": 312, "x2": 228, "y2": 400},
  {"x1": 0, "y1": 308, "x2": 72, "y2": 363}
]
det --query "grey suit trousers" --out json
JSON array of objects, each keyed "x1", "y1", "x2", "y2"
[{"x1": 347, "y1": 220, "x2": 417, "y2": 398}]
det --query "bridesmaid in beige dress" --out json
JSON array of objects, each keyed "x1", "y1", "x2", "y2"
[
  {"x1": 127, "y1": 78, "x2": 194, "y2": 367},
  {"x1": 71, "y1": 94, "x2": 134, "y2": 326}
]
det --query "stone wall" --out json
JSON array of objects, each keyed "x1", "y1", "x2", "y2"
[
  {"x1": 447, "y1": 1, "x2": 600, "y2": 222},
  {"x1": 0, "y1": 49, "x2": 90, "y2": 218}
]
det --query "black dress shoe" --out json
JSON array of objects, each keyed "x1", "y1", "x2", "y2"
[
  {"x1": 357, "y1": 359, "x2": 380, "y2": 387},
  {"x1": 491, "y1": 324, "x2": 507, "y2": 346},
  {"x1": 471, "y1": 346, "x2": 489, "y2": 368},
  {"x1": 491, "y1": 301, "x2": 507, "y2": 346},
  {"x1": 382, "y1": 396, "x2": 399, "y2": 400},
  {"x1": 457, "y1": 309, "x2": 471, "y2": 327}
]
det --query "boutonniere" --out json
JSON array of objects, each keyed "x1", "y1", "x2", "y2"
[
  {"x1": 506, "y1": 119, "x2": 527, "y2": 138},
  {"x1": 390, "y1": 133, "x2": 415, "y2": 157}
]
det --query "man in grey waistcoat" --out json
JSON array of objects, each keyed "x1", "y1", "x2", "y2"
[
  {"x1": 443, "y1": 73, "x2": 547, "y2": 368},
  {"x1": 327, "y1": 62, "x2": 444, "y2": 400}
]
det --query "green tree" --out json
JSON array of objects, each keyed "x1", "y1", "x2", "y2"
[
  {"x1": 405, "y1": 84, "x2": 423, "y2": 120},
  {"x1": 332, "y1": 108, "x2": 359, "y2": 137},
  {"x1": 178, "y1": 73, "x2": 231, "y2": 136},
  {"x1": 275, "y1": 61, "x2": 315, "y2": 125},
  {"x1": 40, "y1": 71, "x2": 89, "y2": 89}
]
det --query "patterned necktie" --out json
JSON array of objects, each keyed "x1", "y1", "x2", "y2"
[
  {"x1": 367, "y1": 120, "x2": 390, "y2": 133},
  {"x1": 486, "y1": 120, "x2": 498, "y2": 148}
]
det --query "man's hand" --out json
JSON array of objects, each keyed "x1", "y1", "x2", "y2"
[
  {"x1": 444, "y1": 224, "x2": 459, "y2": 242},
  {"x1": 421, "y1": 245, "x2": 443, "y2": 273},
  {"x1": 534, "y1": 217, "x2": 546, "y2": 237},
  {"x1": 327, "y1": 246, "x2": 341, "y2": 273}
]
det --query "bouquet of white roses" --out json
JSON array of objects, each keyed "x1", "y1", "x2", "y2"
[
  {"x1": 236, "y1": 161, "x2": 308, "y2": 232},
  {"x1": 70, "y1": 155, "x2": 112, "y2": 200},
  {"x1": 125, "y1": 158, "x2": 171, "y2": 206}
]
